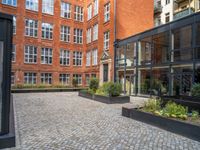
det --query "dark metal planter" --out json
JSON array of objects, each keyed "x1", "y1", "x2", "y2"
[
  {"x1": 78, "y1": 91, "x2": 130, "y2": 104},
  {"x1": 122, "y1": 107, "x2": 200, "y2": 142}
]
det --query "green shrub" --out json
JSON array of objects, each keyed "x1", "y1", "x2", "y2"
[
  {"x1": 89, "y1": 78, "x2": 99, "y2": 93},
  {"x1": 143, "y1": 99, "x2": 161, "y2": 113},
  {"x1": 163, "y1": 102, "x2": 188, "y2": 120},
  {"x1": 191, "y1": 83, "x2": 200, "y2": 97},
  {"x1": 191, "y1": 110, "x2": 199, "y2": 120},
  {"x1": 72, "y1": 78, "x2": 78, "y2": 87}
]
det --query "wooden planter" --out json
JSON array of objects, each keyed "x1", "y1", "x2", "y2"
[{"x1": 122, "y1": 107, "x2": 200, "y2": 142}]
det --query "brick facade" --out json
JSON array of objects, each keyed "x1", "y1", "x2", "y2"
[{"x1": 0, "y1": 0, "x2": 153, "y2": 87}]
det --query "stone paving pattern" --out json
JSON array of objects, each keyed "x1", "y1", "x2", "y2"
[{"x1": 9, "y1": 92, "x2": 200, "y2": 149}]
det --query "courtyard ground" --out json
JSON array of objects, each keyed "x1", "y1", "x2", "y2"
[{"x1": 7, "y1": 92, "x2": 200, "y2": 149}]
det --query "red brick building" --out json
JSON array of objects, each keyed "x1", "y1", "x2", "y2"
[{"x1": 0, "y1": 0, "x2": 153, "y2": 87}]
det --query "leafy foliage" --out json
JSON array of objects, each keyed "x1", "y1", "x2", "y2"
[
  {"x1": 191, "y1": 110, "x2": 199, "y2": 120},
  {"x1": 89, "y1": 78, "x2": 99, "y2": 93},
  {"x1": 143, "y1": 98, "x2": 161, "y2": 113},
  {"x1": 72, "y1": 78, "x2": 78, "y2": 87},
  {"x1": 191, "y1": 83, "x2": 200, "y2": 97}
]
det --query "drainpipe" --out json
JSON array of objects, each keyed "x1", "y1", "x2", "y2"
[{"x1": 114, "y1": 0, "x2": 117, "y2": 82}]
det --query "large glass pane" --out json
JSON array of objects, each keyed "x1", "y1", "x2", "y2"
[
  {"x1": 195, "y1": 63, "x2": 200, "y2": 83},
  {"x1": 196, "y1": 23, "x2": 200, "y2": 46},
  {"x1": 0, "y1": 41, "x2": 3, "y2": 132},
  {"x1": 152, "y1": 32, "x2": 170, "y2": 65},
  {"x1": 138, "y1": 68, "x2": 151, "y2": 95},
  {"x1": 116, "y1": 45, "x2": 126, "y2": 69},
  {"x1": 126, "y1": 42, "x2": 136, "y2": 68}
]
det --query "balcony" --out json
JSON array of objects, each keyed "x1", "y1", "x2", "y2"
[
  {"x1": 174, "y1": 7, "x2": 194, "y2": 20},
  {"x1": 154, "y1": 3, "x2": 162, "y2": 14}
]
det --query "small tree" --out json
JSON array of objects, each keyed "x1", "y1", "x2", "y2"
[
  {"x1": 89, "y1": 78, "x2": 99, "y2": 93},
  {"x1": 72, "y1": 78, "x2": 78, "y2": 87}
]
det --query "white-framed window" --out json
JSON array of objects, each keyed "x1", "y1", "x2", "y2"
[
  {"x1": 42, "y1": 0, "x2": 54, "y2": 15},
  {"x1": 85, "y1": 74, "x2": 90, "y2": 86},
  {"x1": 94, "y1": 0, "x2": 98, "y2": 16},
  {"x1": 26, "y1": 0, "x2": 38, "y2": 11},
  {"x1": 11, "y1": 72, "x2": 15, "y2": 85},
  {"x1": 92, "y1": 49, "x2": 98, "y2": 65},
  {"x1": 87, "y1": 4, "x2": 92, "y2": 20},
  {"x1": 13, "y1": 16, "x2": 16, "y2": 34},
  {"x1": 41, "y1": 73, "x2": 52, "y2": 84},
  {"x1": 104, "y1": 3, "x2": 110, "y2": 22},
  {"x1": 87, "y1": 28, "x2": 92, "y2": 44},
  {"x1": 59, "y1": 74, "x2": 70, "y2": 85},
  {"x1": 2, "y1": 0, "x2": 17, "y2": 6},
  {"x1": 60, "y1": 49, "x2": 70, "y2": 66},
  {"x1": 73, "y1": 74, "x2": 82, "y2": 85},
  {"x1": 73, "y1": 51, "x2": 82, "y2": 66},
  {"x1": 42, "y1": 23, "x2": 53, "y2": 39},
  {"x1": 24, "y1": 72, "x2": 37, "y2": 84},
  {"x1": 60, "y1": 25, "x2": 70, "y2": 42},
  {"x1": 74, "y1": 5, "x2": 83, "y2": 22},
  {"x1": 104, "y1": 31, "x2": 110, "y2": 50},
  {"x1": 25, "y1": 19, "x2": 38, "y2": 37},
  {"x1": 86, "y1": 51, "x2": 91, "y2": 66},
  {"x1": 61, "y1": 2, "x2": 71, "y2": 19},
  {"x1": 41, "y1": 48, "x2": 52, "y2": 64},
  {"x1": 93, "y1": 24, "x2": 98, "y2": 41},
  {"x1": 166, "y1": 0, "x2": 170, "y2": 5},
  {"x1": 12, "y1": 44, "x2": 16, "y2": 62},
  {"x1": 24, "y1": 45, "x2": 37, "y2": 63},
  {"x1": 74, "y1": 28, "x2": 83, "y2": 44}
]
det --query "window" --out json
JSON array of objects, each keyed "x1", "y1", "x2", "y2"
[
  {"x1": 165, "y1": 13, "x2": 170, "y2": 23},
  {"x1": 73, "y1": 51, "x2": 82, "y2": 66},
  {"x1": 73, "y1": 74, "x2": 82, "y2": 85},
  {"x1": 24, "y1": 45, "x2": 37, "y2": 63},
  {"x1": 87, "y1": 28, "x2": 92, "y2": 44},
  {"x1": 24, "y1": 72, "x2": 37, "y2": 84},
  {"x1": 87, "y1": 4, "x2": 92, "y2": 20},
  {"x1": 61, "y1": 2, "x2": 71, "y2": 19},
  {"x1": 2, "y1": 0, "x2": 17, "y2": 6},
  {"x1": 11, "y1": 72, "x2": 15, "y2": 85},
  {"x1": 104, "y1": 31, "x2": 110, "y2": 50},
  {"x1": 60, "y1": 25, "x2": 70, "y2": 42},
  {"x1": 92, "y1": 49, "x2": 98, "y2": 65},
  {"x1": 94, "y1": 0, "x2": 98, "y2": 16},
  {"x1": 198, "y1": 0, "x2": 200, "y2": 10},
  {"x1": 74, "y1": 28, "x2": 83, "y2": 44},
  {"x1": 93, "y1": 24, "x2": 98, "y2": 41},
  {"x1": 85, "y1": 74, "x2": 90, "y2": 86},
  {"x1": 42, "y1": 23, "x2": 53, "y2": 39},
  {"x1": 26, "y1": 0, "x2": 38, "y2": 11},
  {"x1": 86, "y1": 51, "x2": 91, "y2": 66},
  {"x1": 41, "y1": 48, "x2": 52, "y2": 64},
  {"x1": 42, "y1": 0, "x2": 54, "y2": 15},
  {"x1": 12, "y1": 44, "x2": 16, "y2": 62},
  {"x1": 25, "y1": 19, "x2": 38, "y2": 37},
  {"x1": 13, "y1": 16, "x2": 16, "y2": 34},
  {"x1": 59, "y1": 74, "x2": 70, "y2": 85},
  {"x1": 41, "y1": 73, "x2": 52, "y2": 84},
  {"x1": 104, "y1": 3, "x2": 110, "y2": 22},
  {"x1": 166, "y1": 0, "x2": 170, "y2": 5},
  {"x1": 74, "y1": 6, "x2": 83, "y2": 22},
  {"x1": 60, "y1": 49, "x2": 70, "y2": 66}
]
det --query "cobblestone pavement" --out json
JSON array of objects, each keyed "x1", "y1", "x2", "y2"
[{"x1": 10, "y1": 92, "x2": 200, "y2": 150}]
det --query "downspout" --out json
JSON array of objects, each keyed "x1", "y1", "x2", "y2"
[{"x1": 114, "y1": 0, "x2": 117, "y2": 82}]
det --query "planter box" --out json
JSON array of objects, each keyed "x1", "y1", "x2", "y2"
[
  {"x1": 122, "y1": 107, "x2": 200, "y2": 142},
  {"x1": 78, "y1": 91, "x2": 130, "y2": 104},
  {"x1": 161, "y1": 96, "x2": 200, "y2": 112}
]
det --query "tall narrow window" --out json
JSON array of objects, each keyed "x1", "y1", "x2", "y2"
[
  {"x1": 74, "y1": 28, "x2": 83, "y2": 44},
  {"x1": 41, "y1": 48, "x2": 52, "y2": 64},
  {"x1": 104, "y1": 31, "x2": 110, "y2": 50},
  {"x1": 73, "y1": 51, "x2": 82, "y2": 66},
  {"x1": 87, "y1": 28, "x2": 92, "y2": 44},
  {"x1": 41, "y1": 73, "x2": 52, "y2": 84},
  {"x1": 93, "y1": 24, "x2": 98, "y2": 41},
  {"x1": 13, "y1": 16, "x2": 16, "y2": 34},
  {"x1": 166, "y1": 0, "x2": 170, "y2": 5},
  {"x1": 92, "y1": 49, "x2": 98, "y2": 65},
  {"x1": 60, "y1": 25, "x2": 70, "y2": 42},
  {"x1": 87, "y1": 4, "x2": 92, "y2": 20},
  {"x1": 94, "y1": 0, "x2": 99, "y2": 16},
  {"x1": 86, "y1": 51, "x2": 91, "y2": 66},
  {"x1": 42, "y1": 23, "x2": 53, "y2": 39},
  {"x1": 165, "y1": 13, "x2": 170, "y2": 23},
  {"x1": 42, "y1": 0, "x2": 54, "y2": 15},
  {"x1": 61, "y1": 2, "x2": 71, "y2": 19},
  {"x1": 2, "y1": 0, "x2": 17, "y2": 6},
  {"x1": 104, "y1": 3, "x2": 110, "y2": 22},
  {"x1": 25, "y1": 19, "x2": 38, "y2": 37},
  {"x1": 12, "y1": 44, "x2": 16, "y2": 62},
  {"x1": 74, "y1": 6, "x2": 83, "y2": 22},
  {"x1": 26, "y1": 0, "x2": 38, "y2": 11},
  {"x1": 60, "y1": 49, "x2": 70, "y2": 66},
  {"x1": 24, "y1": 72, "x2": 37, "y2": 84},
  {"x1": 59, "y1": 74, "x2": 70, "y2": 85},
  {"x1": 73, "y1": 74, "x2": 82, "y2": 85},
  {"x1": 24, "y1": 45, "x2": 37, "y2": 63}
]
